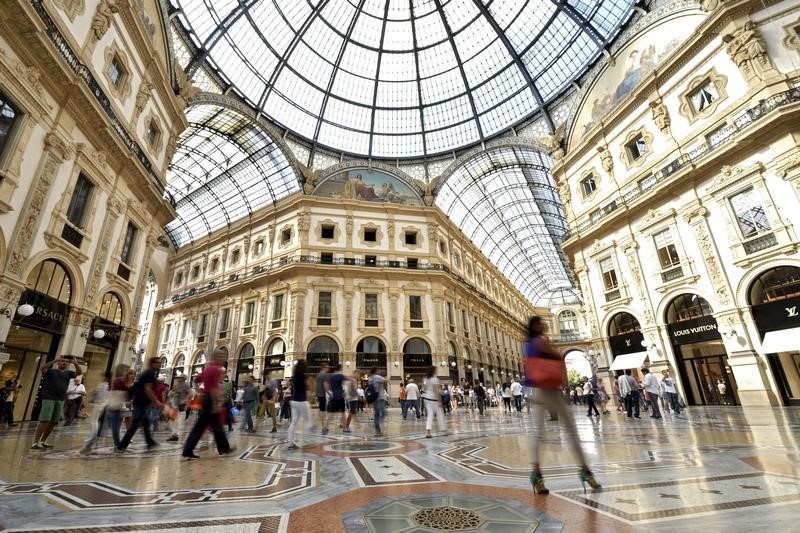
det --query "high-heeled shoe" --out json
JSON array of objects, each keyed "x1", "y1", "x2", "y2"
[
  {"x1": 530, "y1": 471, "x2": 549, "y2": 494},
  {"x1": 579, "y1": 468, "x2": 602, "y2": 494}
]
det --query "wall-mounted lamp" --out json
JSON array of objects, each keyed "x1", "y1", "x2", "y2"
[
  {"x1": 393, "y1": 361, "x2": 399, "y2": 367},
  {"x1": 467, "y1": 364, "x2": 472, "y2": 370},
  {"x1": 345, "y1": 360, "x2": 351, "y2": 367},
  {"x1": 81, "y1": 329, "x2": 106, "y2": 340},
  {"x1": 479, "y1": 367, "x2": 484, "y2": 372},
  {"x1": 719, "y1": 327, "x2": 738, "y2": 339},
  {"x1": 2, "y1": 303, "x2": 33, "y2": 318},
  {"x1": 490, "y1": 369, "x2": 495, "y2": 374},
  {"x1": 450, "y1": 361, "x2": 456, "y2": 367},
  {"x1": 247, "y1": 363, "x2": 254, "y2": 370}
]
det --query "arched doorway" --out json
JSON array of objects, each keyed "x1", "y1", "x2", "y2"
[
  {"x1": 357, "y1": 336, "x2": 387, "y2": 375},
  {"x1": 665, "y1": 294, "x2": 737, "y2": 406},
  {"x1": 307, "y1": 335, "x2": 339, "y2": 373},
  {"x1": 191, "y1": 351, "x2": 207, "y2": 378},
  {"x1": 171, "y1": 353, "x2": 186, "y2": 387},
  {"x1": 263, "y1": 338, "x2": 286, "y2": 380},
  {"x1": 403, "y1": 337, "x2": 432, "y2": 385},
  {"x1": 83, "y1": 292, "x2": 123, "y2": 398},
  {"x1": 607, "y1": 312, "x2": 646, "y2": 374},
  {"x1": 447, "y1": 342, "x2": 458, "y2": 382},
  {"x1": 236, "y1": 343, "x2": 255, "y2": 387},
  {"x1": 476, "y1": 350, "x2": 486, "y2": 384},
  {"x1": 558, "y1": 310, "x2": 580, "y2": 341},
  {"x1": 749, "y1": 266, "x2": 800, "y2": 405},
  {"x1": 2, "y1": 260, "x2": 73, "y2": 421},
  {"x1": 463, "y1": 346, "x2": 474, "y2": 385}
]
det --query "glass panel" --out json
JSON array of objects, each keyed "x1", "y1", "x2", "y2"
[
  {"x1": 730, "y1": 187, "x2": 771, "y2": 239},
  {"x1": 272, "y1": 294, "x2": 284, "y2": 321},
  {"x1": 120, "y1": 222, "x2": 137, "y2": 264},
  {"x1": 409, "y1": 295, "x2": 422, "y2": 320},
  {"x1": 66, "y1": 174, "x2": 94, "y2": 228},
  {"x1": 365, "y1": 293, "x2": 378, "y2": 319},
  {"x1": 0, "y1": 92, "x2": 20, "y2": 157},
  {"x1": 318, "y1": 292, "x2": 332, "y2": 318}
]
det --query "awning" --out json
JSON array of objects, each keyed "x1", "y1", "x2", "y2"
[
  {"x1": 609, "y1": 351, "x2": 648, "y2": 371},
  {"x1": 761, "y1": 328, "x2": 800, "y2": 354}
]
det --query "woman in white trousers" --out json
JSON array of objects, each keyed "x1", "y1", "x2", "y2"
[{"x1": 287, "y1": 359, "x2": 310, "y2": 449}]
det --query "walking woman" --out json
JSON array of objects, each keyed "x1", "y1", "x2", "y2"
[
  {"x1": 423, "y1": 366, "x2": 447, "y2": 438},
  {"x1": 525, "y1": 316, "x2": 601, "y2": 494},
  {"x1": 287, "y1": 359, "x2": 310, "y2": 449}
]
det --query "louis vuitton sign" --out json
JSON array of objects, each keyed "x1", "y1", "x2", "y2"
[{"x1": 668, "y1": 315, "x2": 720, "y2": 345}]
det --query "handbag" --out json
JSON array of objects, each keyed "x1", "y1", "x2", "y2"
[{"x1": 525, "y1": 356, "x2": 566, "y2": 390}]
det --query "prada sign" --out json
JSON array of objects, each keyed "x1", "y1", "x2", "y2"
[
  {"x1": 668, "y1": 315, "x2": 720, "y2": 345},
  {"x1": 752, "y1": 296, "x2": 800, "y2": 333},
  {"x1": 403, "y1": 353, "x2": 432, "y2": 368},
  {"x1": 308, "y1": 353, "x2": 339, "y2": 368},
  {"x1": 357, "y1": 353, "x2": 386, "y2": 368},
  {"x1": 14, "y1": 290, "x2": 70, "y2": 334},
  {"x1": 609, "y1": 331, "x2": 644, "y2": 356}
]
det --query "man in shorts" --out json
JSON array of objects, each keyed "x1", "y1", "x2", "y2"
[{"x1": 32, "y1": 355, "x2": 82, "y2": 450}]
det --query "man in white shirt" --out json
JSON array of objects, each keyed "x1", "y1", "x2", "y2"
[
  {"x1": 64, "y1": 377, "x2": 86, "y2": 426},
  {"x1": 660, "y1": 369, "x2": 681, "y2": 415},
  {"x1": 641, "y1": 368, "x2": 662, "y2": 419},
  {"x1": 510, "y1": 379, "x2": 523, "y2": 412},
  {"x1": 617, "y1": 369, "x2": 640, "y2": 418},
  {"x1": 405, "y1": 380, "x2": 420, "y2": 420}
]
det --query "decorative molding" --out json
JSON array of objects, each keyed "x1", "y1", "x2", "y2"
[
  {"x1": 637, "y1": 207, "x2": 677, "y2": 233},
  {"x1": 102, "y1": 43, "x2": 133, "y2": 100},
  {"x1": 85, "y1": 200, "x2": 122, "y2": 307},
  {"x1": 782, "y1": 18, "x2": 800, "y2": 56},
  {"x1": 706, "y1": 161, "x2": 765, "y2": 195},
  {"x1": 619, "y1": 127, "x2": 653, "y2": 170},
  {"x1": 133, "y1": 80, "x2": 153, "y2": 121},
  {"x1": 53, "y1": 0, "x2": 85, "y2": 21},
  {"x1": 677, "y1": 68, "x2": 728, "y2": 123},
  {"x1": 690, "y1": 218, "x2": 732, "y2": 308},
  {"x1": 597, "y1": 145, "x2": 613, "y2": 174},
  {"x1": 90, "y1": 0, "x2": 119, "y2": 42},
  {"x1": 722, "y1": 20, "x2": 776, "y2": 84},
  {"x1": 649, "y1": 97, "x2": 671, "y2": 133}
]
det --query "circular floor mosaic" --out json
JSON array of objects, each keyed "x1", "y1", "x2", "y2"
[
  {"x1": 361, "y1": 494, "x2": 540, "y2": 532},
  {"x1": 326, "y1": 441, "x2": 401, "y2": 453}
]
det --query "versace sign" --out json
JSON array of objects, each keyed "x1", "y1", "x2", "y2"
[{"x1": 15, "y1": 290, "x2": 70, "y2": 334}]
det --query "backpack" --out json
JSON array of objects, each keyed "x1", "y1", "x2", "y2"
[
  {"x1": 365, "y1": 381, "x2": 379, "y2": 404},
  {"x1": 0, "y1": 387, "x2": 10, "y2": 403}
]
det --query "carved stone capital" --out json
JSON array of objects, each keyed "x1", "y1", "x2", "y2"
[{"x1": 44, "y1": 132, "x2": 75, "y2": 161}]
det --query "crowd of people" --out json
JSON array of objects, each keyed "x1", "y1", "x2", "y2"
[{"x1": 11, "y1": 318, "x2": 691, "y2": 499}]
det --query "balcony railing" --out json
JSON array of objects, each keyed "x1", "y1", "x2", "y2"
[
  {"x1": 574, "y1": 88, "x2": 800, "y2": 234},
  {"x1": 605, "y1": 288, "x2": 621, "y2": 302},
  {"x1": 660, "y1": 265, "x2": 684, "y2": 283},
  {"x1": 743, "y1": 232, "x2": 778, "y2": 255}
]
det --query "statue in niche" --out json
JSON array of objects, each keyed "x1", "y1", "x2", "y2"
[
  {"x1": 91, "y1": 0, "x2": 119, "y2": 42},
  {"x1": 540, "y1": 123, "x2": 566, "y2": 161},
  {"x1": 723, "y1": 22, "x2": 772, "y2": 82},
  {"x1": 650, "y1": 99, "x2": 670, "y2": 132},
  {"x1": 597, "y1": 146, "x2": 613, "y2": 173}
]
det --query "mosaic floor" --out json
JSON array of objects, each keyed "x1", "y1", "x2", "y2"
[{"x1": 0, "y1": 405, "x2": 798, "y2": 532}]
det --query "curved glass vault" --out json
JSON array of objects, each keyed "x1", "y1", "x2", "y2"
[
  {"x1": 436, "y1": 146, "x2": 579, "y2": 306},
  {"x1": 172, "y1": 0, "x2": 635, "y2": 159},
  {"x1": 164, "y1": 104, "x2": 300, "y2": 247}
]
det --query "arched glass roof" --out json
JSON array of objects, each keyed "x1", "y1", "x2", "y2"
[
  {"x1": 164, "y1": 104, "x2": 300, "y2": 247},
  {"x1": 436, "y1": 145, "x2": 579, "y2": 307},
  {"x1": 172, "y1": 0, "x2": 635, "y2": 159}
]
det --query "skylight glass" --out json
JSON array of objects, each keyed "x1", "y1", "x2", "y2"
[
  {"x1": 436, "y1": 146, "x2": 580, "y2": 307},
  {"x1": 173, "y1": 0, "x2": 635, "y2": 159}
]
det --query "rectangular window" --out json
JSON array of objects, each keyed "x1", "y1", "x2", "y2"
[
  {"x1": 654, "y1": 229, "x2": 680, "y2": 269},
  {"x1": 407, "y1": 258, "x2": 418, "y2": 269},
  {"x1": 242, "y1": 301, "x2": 256, "y2": 334},
  {"x1": 462, "y1": 309, "x2": 469, "y2": 337},
  {"x1": 447, "y1": 302, "x2": 455, "y2": 333},
  {"x1": 581, "y1": 175, "x2": 597, "y2": 197},
  {"x1": 0, "y1": 93, "x2": 20, "y2": 158},
  {"x1": 107, "y1": 55, "x2": 124, "y2": 87},
  {"x1": 625, "y1": 134, "x2": 647, "y2": 161},
  {"x1": 66, "y1": 174, "x2": 94, "y2": 228},
  {"x1": 599, "y1": 257, "x2": 619, "y2": 291},
  {"x1": 404, "y1": 231, "x2": 417, "y2": 245},
  {"x1": 231, "y1": 249, "x2": 241, "y2": 264},
  {"x1": 120, "y1": 222, "x2": 138, "y2": 265},
  {"x1": 161, "y1": 323, "x2": 172, "y2": 346},
  {"x1": 730, "y1": 187, "x2": 772, "y2": 239},
  {"x1": 146, "y1": 121, "x2": 159, "y2": 147},
  {"x1": 321, "y1": 225, "x2": 335, "y2": 239},
  {"x1": 179, "y1": 319, "x2": 188, "y2": 341},
  {"x1": 254, "y1": 240, "x2": 264, "y2": 255},
  {"x1": 365, "y1": 293, "x2": 378, "y2": 327},
  {"x1": 364, "y1": 228, "x2": 377, "y2": 242},
  {"x1": 365, "y1": 255, "x2": 377, "y2": 266},
  {"x1": 281, "y1": 228, "x2": 292, "y2": 244},
  {"x1": 474, "y1": 316, "x2": 481, "y2": 341},
  {"x1": 409, "y1": 295, "x2": 423, "y2": 328},
  {"x1": 320, "y1": 252, "x2": 333, "y2": 264},
  {"x1": 688, "y1": 80, "x2": 718, "y2": 113},
  {"x1": 271, "y1": 294, "x2": 284, "y2": 328},
  {"x1": 219, "y1": 308, "x2": 230, "y2": 338},
  {"x1": 318, "y1": 291, "x2": 332, "y2": 326},
  {"x1": 191, "y1": 264, "x2": 200, "y2": 280},
  {"x1": 198, "y1": 313, "x2": 207, "y2": 341},
  {"x1": 210, "y1": 257, "x2": 219, "y2": 272}
]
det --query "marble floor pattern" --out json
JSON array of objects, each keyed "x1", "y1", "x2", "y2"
[{"x1": 0, "y1": 405, "x2": 798, "y2": 532}]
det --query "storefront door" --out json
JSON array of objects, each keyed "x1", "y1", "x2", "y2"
[
  {"x1": 686, "y1": 355, "x2": 739, "y2": 406},
  {"x1": 1, "y1": 327, "x2": 58, "y2": 421}
]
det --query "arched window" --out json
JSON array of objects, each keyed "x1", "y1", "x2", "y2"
[
  {"x1": 268, "y1": 338, "x2": 285, "y2": 355},
  {"x1": 308, "y1": 336, "x2": 339, "y2": 354},
  {"x1": 608, "y1": 312, "x2": 641, "y2": 337},
  {"x1": 97, "y1": 292, "x2": 123, "y2": 324},
  {"x1": 749, "y1": 266, "x2": 800, "y2": 304},
  {"x1": 476, "y1": 349, "x2": 484, "y2": 365},
  {"x1": 239, "y1": 343, "x2": 255, "y2": 359},
  {"x1": 174, "y1": 353, "x2": 186, "y2": 368},
  {"x1": 193, "y1": 352, "x2": 206, "y2": 366},
  {"x1": 403, "y1": 338, "x2": 431, "y2": 354},
  {"x1": 558, "y1": 310, "x2": 579, "y2": 338},
  {"x1": 580, "y1": 175, "x2": 597, "y2": 197},
  {"x1": 26, "y1": 259, "x2": 72, "y2": 304},
  {"x1": 666, "y1": 294, "x2": 714, "y2": 323},
  {"x1": 447, "y1": 342, "x2": 457, "y2": 358},
  {"x1": 357, "y1": 336, "x2": 385, "y2": 354}
]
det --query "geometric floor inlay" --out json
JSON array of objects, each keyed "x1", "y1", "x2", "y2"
[
  {"x1": 362, "y1": 495, "x2": 541, "y2": 533},
  {"x1": 348, "y1": 455, "x2": 441, "y2": 486},
  {"x1": 2, "y1": 514, "x2": 286, "y2": 532},
  {"x1": 556, "y1": 472, "x2": 800, "y2": 523}
]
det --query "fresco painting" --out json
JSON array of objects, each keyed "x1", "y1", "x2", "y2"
[{"x1": 313, "y1": 169, "x2": 423, "y2": 206}]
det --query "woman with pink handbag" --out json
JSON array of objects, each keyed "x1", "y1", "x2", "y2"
[{"x1": 525, "y1": 316, "x2": 601, "y2": 495}]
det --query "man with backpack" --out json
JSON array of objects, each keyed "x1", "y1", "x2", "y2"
[{"x1": 261, "y1": 373, "x2": 279, "y2": 433}]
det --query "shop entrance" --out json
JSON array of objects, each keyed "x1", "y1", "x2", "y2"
[{"x1": 678, "y1": 350, "x2": 739, "y2": 406}]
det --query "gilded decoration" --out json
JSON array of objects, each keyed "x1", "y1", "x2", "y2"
[
  {"x1": 678, "y1": 68, "x2": 728, "y2": 123},
  {"x1": 722, "y1": 21, "x2": 774, "y2": 83}
]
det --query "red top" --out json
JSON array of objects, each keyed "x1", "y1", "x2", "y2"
[{"x1": 198, "y1": 363, "x2": 222, "y2": 396}]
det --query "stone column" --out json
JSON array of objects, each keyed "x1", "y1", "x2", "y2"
[
  {"x1": 4, "y1": 132, "x2": 75, "y2": 279},
  {"x1": 61, "y1": 308, "x2": 96, "y2": 358},
  {"x1": 343, "y1": 283, "x2": 354, "y2": 353},
  {"x1": 84, "y1": 197, "x2": 123, "y2": 311}
]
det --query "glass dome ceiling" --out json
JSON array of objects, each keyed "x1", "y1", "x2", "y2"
[
  {"x1": 436, "y1": 145, "x2": 579, "y2": 306},
  {"x1": 173, "y1": 0, "x2": 636, "y2": 159}
]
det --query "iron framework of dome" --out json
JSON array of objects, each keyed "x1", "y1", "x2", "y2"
[{"x1": 171, "y1": 0, "x2": 636, "y2": 159}]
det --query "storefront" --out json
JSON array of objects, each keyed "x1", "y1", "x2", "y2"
[
  {"x1": 607, "y1": 312, "x2": 646, "y2": 375},
  {"x1": 463, "y1": 346, "x2": 474, "y2": 385},
  {"x1": 356, "y1": 336, "x2": 386, "y2": 375},
  {"x1": 447, "y1": 343, "x2": 458, "y2": 382},
  {"x1": 235, "y1": 343, "x2": 255, "y2": 387},
  {"x1": 0, "y1": 260, "x2": 72, "y2": 421},
  {"x1": 666, "y1": 294, "x2": 738, "y2": 406},
  {"x1": 403, "y1": 338, "x2": 432, "y2": 384},
  {"x1": 82, "y1": 292, "x2": 124, "y2": 394},
  {"x1": 262, "y1": 338, "x2": 286, "y2": 380},
  {"x1": 307, "y1": 335, "x2": 339, "y2": 374},
  {"x1": 749, "y1": 266, "x2": 800, "y2": 406},
  {"x1": 171, "y1": 353, "x2": 186, "y2": 387},
  {"x1": 476, "y1": 350, "x2": 486, "y2": 384},
  {"x1": 190, "y1": 351, "x2": 206, "y2": 379}
]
